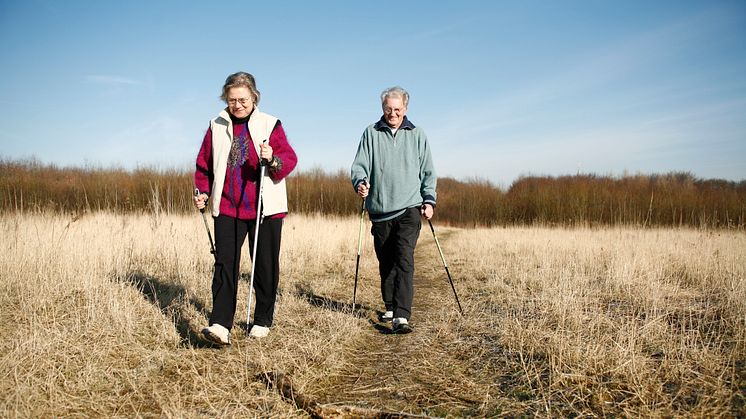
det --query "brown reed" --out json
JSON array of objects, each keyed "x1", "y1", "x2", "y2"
[{"x1": 1, "y1": 158, "x2": 743, "y2": 228}]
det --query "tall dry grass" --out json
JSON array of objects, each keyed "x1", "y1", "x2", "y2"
[
  {"x1": 446, "y1": 225, "x2": 746, "y2": 416},
  {"x1": 0, "y1": 211, "x2": 743, "y2": 417},
  {"x1": 0, "y1": 211, "x2": 373, "y2": 417}
]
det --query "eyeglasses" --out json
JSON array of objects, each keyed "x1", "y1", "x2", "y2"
[{"x1": 227, "y1": 98, "x2": 252, "y2": 105}]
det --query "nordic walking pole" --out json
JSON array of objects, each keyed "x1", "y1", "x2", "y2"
[
  {"x1": 247, "y1": 140, "x2": 268, "y2": 327},
  {"x1": 428, "y1": 219, "x2": 464, "y2": 315},
  {"x1": 352, "y1": 181, "x2": 367, "y2": 312},
  {"x1": 194, "y1": 188, "x2": 216, "y2": 257}
]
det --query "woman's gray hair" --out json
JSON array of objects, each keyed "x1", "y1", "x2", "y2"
[
  {"x1": 220, "y1": 71, "x2": 261, "y2": 104},
  {"x1": 380, "y1": 86, "x2": 409, "y2": 108}
]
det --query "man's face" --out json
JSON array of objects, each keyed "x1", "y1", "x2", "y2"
[{"x1": 382, "y1": 97, "x2": 407, "y2": 130}]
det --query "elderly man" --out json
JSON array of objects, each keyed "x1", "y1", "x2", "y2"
[{"x1": 350, "y1": 86, "x2": 437, "y2": 334}]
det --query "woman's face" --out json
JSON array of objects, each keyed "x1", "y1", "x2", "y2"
[{"x1": 226, "y1": 86, "x2": 254, "y2": 119}]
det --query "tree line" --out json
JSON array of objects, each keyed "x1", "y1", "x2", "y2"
[{"x1": 1, "y1": 158, "x2": 744, "y2": 228}]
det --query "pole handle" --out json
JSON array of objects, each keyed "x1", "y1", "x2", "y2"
[
  {"x1": 259, "y1": 139, "x2": 270, "y2": 166},
  {"x1": 194, "y1": 187, "x2": 206, "y2": 214}
]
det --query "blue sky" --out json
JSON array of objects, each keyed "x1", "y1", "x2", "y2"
[{"x1": 1, "y1": 0, "x2": 744, "y2": 186}]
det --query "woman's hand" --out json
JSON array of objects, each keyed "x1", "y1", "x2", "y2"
[
  {"x1": 260, "y1": 142, "x2": 273, "y2": 164},
  {"x1": 193, "y1": 193, "x2": 208, "y2": 210}
]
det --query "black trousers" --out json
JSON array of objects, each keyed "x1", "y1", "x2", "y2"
[
  {"x1": 371, "y1": 207, "x2": 422, "y2": 320},
  {"x1": 210, "y1": 215, "x2": 283, "y2": 330}
]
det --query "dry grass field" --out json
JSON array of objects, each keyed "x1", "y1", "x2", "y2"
[{"x1": 1, "y1": 211, "x2": 744, "y2": 417}]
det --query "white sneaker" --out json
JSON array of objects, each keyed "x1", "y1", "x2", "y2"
[
  {"x1": 202, "y1": 323, "x2": 231, "y2": 345},
  {"x1": 392, "y1": 317, "x2": 413, "y2": 334},
  {"x1": 380, "y1": 311, "x2": 394, "y2": 322},
  {"x1": 393, "y1": 317, "x2": 408, "y2": 326},
  {"x1": 249, "y1": 325, "x2": 270, "y2": 338}
]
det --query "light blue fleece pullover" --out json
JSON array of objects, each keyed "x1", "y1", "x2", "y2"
[{"x1": 350, "y1": 116, "x2": 437, "y2": 222}]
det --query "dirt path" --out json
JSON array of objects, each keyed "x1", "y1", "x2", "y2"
[{"x1": 310, "y1": 228, "x2": 485, "y2": 417}]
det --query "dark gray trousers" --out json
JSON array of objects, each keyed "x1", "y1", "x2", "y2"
[{"x1": 371, "y1": 207, "x2": 422, "y2": 320}]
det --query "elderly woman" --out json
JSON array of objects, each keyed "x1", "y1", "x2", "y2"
[{"x1": 194, "y1": 71, "x2": 297, "y2": 345}]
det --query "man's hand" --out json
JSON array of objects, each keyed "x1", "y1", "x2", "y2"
[
  {"x1": 357, "y1": 181, "x2": 369, "y2": 199},
  {"x1": 421, "y1": 203, "x2": 434, "y2": 220}
]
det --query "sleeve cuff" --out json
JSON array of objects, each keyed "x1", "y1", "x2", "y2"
[{"x1": 268, "y1": 156, "x2": 283, "y2": 173}]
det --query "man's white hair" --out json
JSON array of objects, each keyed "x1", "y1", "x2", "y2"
[{"x1": 380, "y1": 86, "x2": 409, "y2": 108}]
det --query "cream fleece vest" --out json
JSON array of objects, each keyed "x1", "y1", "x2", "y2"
[{"x1": 208, "y1": 108, "x2": 288, "y2": 218}]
